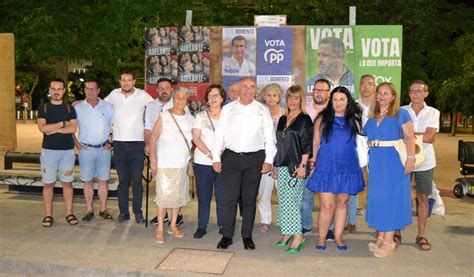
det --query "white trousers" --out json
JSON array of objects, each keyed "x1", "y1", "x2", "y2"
[{"x1": 258, "y1": 173, "x2": 275, "y2": 225}]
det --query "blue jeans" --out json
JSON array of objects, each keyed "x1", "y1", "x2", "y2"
[
  {"x1": 113, "y1": 141, "x2": 145, "y2": 216},
  {"x1": 348, "y1": 194, "x2": 358, "y2": 225},
  {"x1": 300, "y1": 185, "x2": 315, "y2": 230}
]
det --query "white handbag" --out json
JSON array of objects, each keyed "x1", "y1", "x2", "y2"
[
  {"x1": 393, "y1": 135, "x2": 425, "y2": 168},
  {"x1": 356, "y1": 134, "x2": 368, "y2": 168}
]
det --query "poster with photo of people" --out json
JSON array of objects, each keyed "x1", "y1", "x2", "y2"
[
  {"x1": 177, "y1": 26, "x2": 210, "y2": 83},
  {"x1": 221, "y1": 27, "x2": 257, "y2": 77},
  {"x1": 145, "y1": 27, "x2": 179, "y2": 86}
]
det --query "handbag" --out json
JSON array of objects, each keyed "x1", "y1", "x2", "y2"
[
  {"x1": 356, "y1": 134, "x2": 368, "y2": 168},
  {"x1": 169, "y1": 112, "x2": 194, "y2": 176},
  {"x1": 393, "y1": 134, "x2": 425, "y2": 168}
]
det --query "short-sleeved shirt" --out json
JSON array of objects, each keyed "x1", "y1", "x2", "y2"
[
  {"x1": 75, "y1": 99, "x2": 114, "y2": 145},
  {"x1": 401, "y1": 102, "x2": 440, "y2": 171},
  {"x1": 104, "y1": 88, "x2": 153, "y2": 141},
  {"x1": 37, "y1": 103, "x2": 77, "y2": 150},
  {"x1": 193, "y1": 111, "x2": 218, "y2": 165},
  {"x1": 356, "y1": 99, "x2": 371, "y2": 127},
  {"x1": 144, "y1": 99, "x2": 173, "y2": 130}
]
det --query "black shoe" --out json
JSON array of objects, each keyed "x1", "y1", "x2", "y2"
[
  {"x1": 302, "y1": 227, "x2": 312, "y2": 234},
  {"x1": 169, "y1": 213, "x2": 184, "y2": 227},
  {"x1": 82, "y1": 212, "x2": 94, "y2": 222},
  {"x1": 193, "y1": 228, "x2": 207, "y2": 239},
  {"x1": 117, "y1": 214, "x2": 130, "y2": 223},
  {"x1": 326, "y1": 229, "x2": 335, "y2": 241},
  {"x1": 150, "y1": 216, "x2": 158, "y2": 226},
  {"x1": 217, "y1": 237, "x2": 233, "y2": 249},
  {"x1": 99, "y1": 210, "x2": 113, "y2": 220},
  {"x1": 135, "y1": 214, "x2": 145, "y2": 224},
  {"x1": 243, "y1": 238, "x2": 255, "y2": 250}
]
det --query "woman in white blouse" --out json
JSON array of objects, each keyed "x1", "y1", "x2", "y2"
[
  {"x1": 191, "y1": 84, "x2": 226, "y2": 239},
  {"x1": 150, "y1": 87, "x2": 194, "y2": 244}
]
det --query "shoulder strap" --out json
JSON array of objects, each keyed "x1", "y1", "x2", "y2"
[
  {"x1": 205, "y1": 111, "x2": 215, "y2": 132},
  {"x1": 169, "y1": 111, "x2": 192, "y2": 155}
]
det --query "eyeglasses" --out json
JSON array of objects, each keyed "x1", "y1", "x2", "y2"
[
  {"x1": 49, "y1": 87, "x2": 65, "y2": 92},
  {"x1": 409, "y1": 89, "x2": 425, "y2": 94},
  {"x1": 208, "y1": 93, "x2": 221, "y2": 99},
  {"x1": 361, "y1": 82, "x2": 374, "y2": 87},
  {"x1": 376, "y1": 92, "x2": 392, "y2": 97},
  {"x1": 313, "y1": 89, "x2": 329, "y2": 94}
]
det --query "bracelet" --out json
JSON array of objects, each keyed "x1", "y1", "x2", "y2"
[{"x1": 407, "y1": 155, "x2": 416, "y2": 159}]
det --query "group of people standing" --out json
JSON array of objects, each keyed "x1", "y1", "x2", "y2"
[{"x1": 37, "y1": 71, "x2": 439, "y2": 258}]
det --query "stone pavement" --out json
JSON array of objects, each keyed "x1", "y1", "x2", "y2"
[{"x1": 0, "y1": 122, "x2": 473, "y2": 276}]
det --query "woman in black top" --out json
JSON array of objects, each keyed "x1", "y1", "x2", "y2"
[{"x1": 273, "y1": 85, "x2": 313, "y2": 253}]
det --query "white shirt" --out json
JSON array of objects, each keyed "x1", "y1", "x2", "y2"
[
  {"x1": 144, "y1": 99, "x2": 173, "y2": 130},
  {"x1": 222, "y1": 56, "x2": 256, "y2": 76},
  {"x1": 157, "y1": 111, "x2": 194, "y2": 168},
  {"x1": 401, "y1": 102, "x2": 440, "y2": 171},
  {"x1": 75, "y1": 99, "x2": 114, "y2": 145},
  {"x1": 193, "y1": 111, "x2": 218, "y2": 165},
  {"x1": 212, "y1": 99, "x2": 276, "y2": 164},
  {"x1": 356, "y1": 99, "x2": 371, "y2": 127},
  {"x1": 104, "y1": 88, "x2": 153, "y2": 141}
]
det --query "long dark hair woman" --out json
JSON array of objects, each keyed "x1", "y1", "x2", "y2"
[{"x1": 306, "y1": 86, "x2": 365, "y2": 251}]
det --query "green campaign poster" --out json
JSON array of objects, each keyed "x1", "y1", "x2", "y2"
[
  {"x1": 354, "y1": 25, "x2": 403, "y2": 98},
  {"x1": 305, "y1": 26, "x2": 356, "y2": 99}
]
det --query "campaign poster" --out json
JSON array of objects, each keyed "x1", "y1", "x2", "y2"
[
  {"x1": 177, "y1": 26, "x2": 210, "y2": 83},
  {"x1": 305, "y1": 26, "x2": 356, "y2": 102},
  {"x1": 222, "y1": 76, "x2": 256, "y2": 102},
  {"x1": 221, "y1": 28, "x2": 257, "y2": 76},
  {"x1": 256, "y1": 75, "x2": 294, "y2": 107},
  {"x1": 354, "y1": 25, "x2": 403, "y2": 99},
  {"x1": 145, "y1": 27, "x2": 179, "y2": 88},
  {"x1": 257, "y1": 27, "x2": 293, "y2": 75}
]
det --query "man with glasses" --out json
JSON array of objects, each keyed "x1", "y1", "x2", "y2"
[
  {"x1": 302, "y1": 79, "x2": 331, "y2": 237},
  {"x1": 105, "y1": 70, "x2": 153, "y2": 224},
  {"x1": 73, "y1": 80, "x2": 114, "y2": 222},
  {"x1": 306, "y1": 37, "x2": 355, "y2": 95},
  {"x1": 37, "y1": 78, "x2": 78, "y2": 227},
  {"x1": 401, "y1": 80, "x2": 440, "y2": 251},
  {"x1": 145, "y1": 78, "x2": 185, "y2": 227},
  {"x1": 222, "y1": 35, "x2": 256, "y2": 76}
]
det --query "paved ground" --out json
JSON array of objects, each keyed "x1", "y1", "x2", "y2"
[{"x1": 0, "y1": 121, "x2": 473, "y2": 276}]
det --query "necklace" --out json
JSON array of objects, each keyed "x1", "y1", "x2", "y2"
[
  {"x1": 334, "y1": 117, "x2": 345, "y2": 128},
  {"x1": 379, "y1": 109, "x2": 388, "y2": 116}
]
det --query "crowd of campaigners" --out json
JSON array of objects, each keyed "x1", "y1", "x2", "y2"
[{"x1": 37, "y1": 71, "x2": 439, "y2": 258}]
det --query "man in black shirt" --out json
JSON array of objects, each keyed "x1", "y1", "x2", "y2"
[{"x1": 37, "y1": 78, "x2": 78, "y2": 227}]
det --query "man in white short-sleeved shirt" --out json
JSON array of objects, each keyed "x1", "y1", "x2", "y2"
[
  {"x1": 401, "y1": 80, "x2": 440, "y2": 251},
  {"x1": 104, "y1": 71, "x2": 153, "y2": 224}
]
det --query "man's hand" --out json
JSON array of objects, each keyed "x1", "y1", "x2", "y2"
[
  {"x1": 103, "y1": 142, "x2": 112, "y2": 150},
  {"x1": 261, "y1": 162, "x2": 272, "y2": 174},
  {"x1": 144, "y1": 144, "x2": 150, "y2": 156},
  {"x1": 213, "y1": 162, "x2": 222, "y2": 173}
]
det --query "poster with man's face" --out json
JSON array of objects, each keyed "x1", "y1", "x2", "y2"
[{"x1": 221, "y1": 28, "x2": 257, "y2": 76}]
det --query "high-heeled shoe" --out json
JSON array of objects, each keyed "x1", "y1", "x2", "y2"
[
  {"x1": 276, "y1": 236, "x2": 293, "y2": 247},
  {"x1": 285, "y1": 238, "x2": 305, "y2": 253},
  {"x1": 155, "y1": 229, "x2": 164, "y2": 244},
  {"x1": 374, "y1": 241, "x2": 396, "y2": 258},
  {"x1": 368, "y1": 237, "x2": 383, "y2": 252}
]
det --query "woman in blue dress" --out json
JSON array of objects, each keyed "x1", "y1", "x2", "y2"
[
  {"x1": 307, "y1": 86, "x2": 365, "y2": 250},
  {"x1": 364, "y1": 82, "x2": 416, "y2": 258}
]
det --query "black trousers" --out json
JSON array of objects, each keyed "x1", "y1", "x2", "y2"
[
  {"x1": 113, "y1": 141, "x2": 145, "y2": 216},
  {"x1": 220, "y1": 149, "x2": 265, "y2": 239}
]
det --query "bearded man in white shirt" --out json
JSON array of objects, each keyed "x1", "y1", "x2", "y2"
[{"x1": 213, "y1": 77, "x2": 276, "y2": 250}]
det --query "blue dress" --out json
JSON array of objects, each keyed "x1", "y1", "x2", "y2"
[
  {"x1": 306, "y1": 116, "x2": 365, "y2": 194},
  {"x1": 364, "y1": 109, "x2": 412, "y2": 232}
]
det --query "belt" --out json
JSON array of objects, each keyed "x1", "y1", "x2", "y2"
[
  {"x1": 81, "y1": 140, "x2": 110, "y2": 148},
  {"x1": 369, "y1": 140, "x2": 399, "y2": 147},
  {"x1": 226, "y1": 149, "x2": 263, "y2": 156}
]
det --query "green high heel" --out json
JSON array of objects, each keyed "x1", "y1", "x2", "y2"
[
  {"x1": 276, "y1": 236, "x2": 293, "y2": 247},
  {"x1": 285, "y1": 238, "x2": 306, "y2": 253}
]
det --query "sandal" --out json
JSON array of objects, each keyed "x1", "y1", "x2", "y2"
[
  {"x1": 258, "y1": 224, "x2": 270, "y2": 233},
  {"x1": 416, "y1": 236, "x2": 432, "y2": 251},
  {"x1": 374, "y1": 241, "x2": 396, "y2": 258},
  {"x1": 155, "y1": 229, "x2": 164, "y2": 244},
  {"x1": 65, "y1": 214, "x2": 79, "y2": 225},
  {"x1": 393, "y1": 231, "x2": 402, "y2": 248},
  {"x1": 42, "y1": 216, "x2": 54, "y2": 227},
  {"x1": 368, "y1": 236, "x2": 383, "y2": 252}
]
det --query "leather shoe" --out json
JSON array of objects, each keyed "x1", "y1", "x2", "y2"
[
  {"x1": 217, "y1": 237, "x2": 233, "y2": 249},
  {"x1": 135, "y1": 214, "x2": 145, "y2": 224},
  {"x1": 117, "y1": 213, "x2": 130, "y2": 223},
  {"x1": 243, "y1": 238, "x2": 255, "y2": 250}
]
